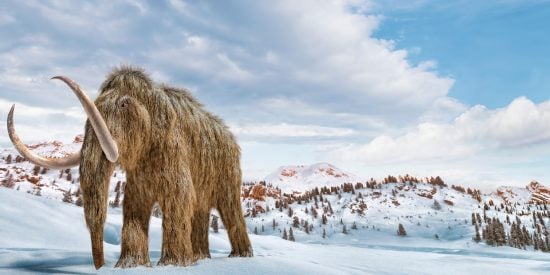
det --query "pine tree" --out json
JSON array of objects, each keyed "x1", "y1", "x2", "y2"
[
  {"x1": 485, "y1": 223, "x2": 495, "y2": 246},
  {"x1": 289, "y1": 227, "x2": 295, "y2": 241},
  {"x1": 433, "y1": 200, "x2": 441, "y2": 210},
  {"x1": 342, "y1": 225, "x2": 348, "y2": 234},
  {"x1": 254, "y1": 227, "x2": 258, "y2": 235},
  {"x1": 62, "y1": 189, "x2": 73, "y2": 203},
  {"x1": 293, "y1": 216, "x2": 300, "y2": 228},
  {"x1": 351, "y1": 221, "x2": 357, "y2": 230},
  {"x1": 32, "y1": 165, "x2": 40, "y2": 176},
  {"x1": 311, "y1": 207, "x2": 318, "y2": 219},
  {"x1": 272, "y1": 218, "x2": 276, "y2": 230},
  {"x1": 1, "y1": 174, "x2": 15, "y2": 189},
  {"x1": 322, "y1": 228, "x2": 326, "y2": 238},
  {"x1": 474, "y1": 230, "x2": 481, "y2": 243},
  {"x1": 476, "y1": 213, "x2": 482, "y2": 224},
  {"x1": 397, "y1": 223, "x2": 407, "y2": 236},
  {"x1": 75, "y1": 195, "x2": 83, "y2": 207},
  {"x1": 282, "y1": 228, "x2": 288, "y2": 240},
  {"x1": 110, "y1": 188, "x2": 121, "y2": 208},
  {"x1": 211, "y1": 215, "x2": 219, "y2": 233}
]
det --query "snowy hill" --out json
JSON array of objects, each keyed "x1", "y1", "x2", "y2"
[
  {"x1": 1, "y1": 140, "x2": 550, "y2": 273},
  {"x1": 2, "y1": 140, "x2": 546, "y2": 209},
  {"x1": 243, "y1": 178, "x2": 479, "y2": 241},
  {"x1": 1, "y1": 185, "x2": 549, "y2": 274},
  {"x1": 264, "y1": 163, "x2": 363, "y2": 192},
  {"x1": 0, "y1": 137, "x2": 127, "y2": 206}
]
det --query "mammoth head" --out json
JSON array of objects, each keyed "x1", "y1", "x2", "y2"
[{"x1": 7, "y1": 68, "x2": 160, "y2": 170}]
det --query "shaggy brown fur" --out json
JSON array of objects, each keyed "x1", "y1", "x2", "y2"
[{"x1": 80, "y1": 66, "x2": 252, "y2": 269}]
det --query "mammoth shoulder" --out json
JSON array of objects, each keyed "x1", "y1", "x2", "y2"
[{"x1": 159, "y1": 84, "x2": 203, "y2": 107}]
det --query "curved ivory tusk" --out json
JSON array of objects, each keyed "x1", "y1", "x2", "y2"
[
  {"x1": 51, "y1": 76, "x2": 119, "y2": 163},
  {"x1": 7, "y1": 105, "x2": 81, "y2": 169}
]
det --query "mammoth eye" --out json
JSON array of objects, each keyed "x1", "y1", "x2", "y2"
[{"x1": 119, "y1": 98, "x2": 130, "y2": 109}]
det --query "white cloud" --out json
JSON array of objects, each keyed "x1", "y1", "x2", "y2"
[
  {"x1": 331, "y1": 97, "x2": 550, "y2": 165},
  {"x1": 419, "y1": 97, "x2": 468, "y2": 123},
  {"x1": 215, "y1": 53, "x2": 254, "y2": 82},
  {"x1": 22, "y1": 1, "x2": 134, "y2": 44},
  {"x1": 0, "y1": 10, "x2": 15, "y2": 26},
  {"x1": 256, "y1": 97, "x2": 390, "y2": 131},
  {"x1": 148, "y1": 32, "x2": 255, "y2": 84},
  {"x1": 0, "y1": 98, "x2": 86, "y2": 146},
  {"x1": 2, "y1": 0, "x2": 548, "y2": 188},
  {"x1": 267, "y1": 0, "x2": 454, "y2": 112},
  {"x1": 146, "y1": 0, "x2": 456, "y2": 125},
  {"x1": 231, "y1": 123, "x2": 355, "y2": 138}
]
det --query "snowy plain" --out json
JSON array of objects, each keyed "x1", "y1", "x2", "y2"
[{"x1": 1, "y1": 188, "x2": 549, "y2": 275}]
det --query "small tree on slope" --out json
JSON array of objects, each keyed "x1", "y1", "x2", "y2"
[{"x1": 398, "y1": 224, "x2": 407, "y2": 236}]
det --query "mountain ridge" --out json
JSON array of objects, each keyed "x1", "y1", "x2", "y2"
[{"x1": 1, "y1": 139, "x2": 548, "y2": 205}]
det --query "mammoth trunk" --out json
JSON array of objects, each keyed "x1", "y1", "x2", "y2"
[{"x1": 80, "y1": 125, "x2": 115, "y2": 269}]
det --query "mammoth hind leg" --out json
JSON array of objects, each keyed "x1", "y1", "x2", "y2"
[
  {"x1": 191, "y1": 208, "x2": 211, "y2": 261},
  {"x1": 217, "y1": 189, "x2": 253, "y2": 257},
  {"x1": 115, "y1": 180, "x2": 154, "y2": 268}
]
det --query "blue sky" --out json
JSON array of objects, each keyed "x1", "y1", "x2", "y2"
[
  {"x1": 373, "y1": 0, "x2": 550, "y2": 108},
  {"x1": 1, "y1": 0, "x2": 550, "y2": 189}
]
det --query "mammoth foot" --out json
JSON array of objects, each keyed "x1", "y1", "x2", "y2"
[
  {"x1": 229, "y1": 249, "x2": 254, "y2": 258},
  {"x1": 115, "y1": 254, "x2": 151, "y2": 268},
  {"x1": 157, "y1": 255, "x2": 195, "y2": 267},
  {"x1": 193, "y1": 251, "x2": 211, "y2": 262}
]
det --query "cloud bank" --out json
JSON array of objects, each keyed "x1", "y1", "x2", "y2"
[{"x1": 0, "y1": 1, "x2": 549, "y2": 186}]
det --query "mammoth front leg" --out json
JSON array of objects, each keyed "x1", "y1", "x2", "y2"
[
  {"x1": 115, "y1": 174, "x2": 154, "y2": 268},
  {"x1": 82, "y1": 176, "x2": 111, "y2": 270},
  {"x1": 158, "y1": 175, "x2": 196, "y2": 266}
]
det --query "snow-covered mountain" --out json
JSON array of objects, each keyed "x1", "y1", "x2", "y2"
[
  {"x1": 2, "y1": 140, "x2": 550, "y2": 273},
  {"x1": 3, "y1": 140, "x2": 548, "y2": 208},
  {"x1": 264, "y1": 163, "x2": 363, "y2": 192}
]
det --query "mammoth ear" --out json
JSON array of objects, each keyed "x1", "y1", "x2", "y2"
[{"x1": 151, "y1": 89, "x2": 177, "y2": 138}]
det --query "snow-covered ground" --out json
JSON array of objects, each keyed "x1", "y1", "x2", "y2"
[
  {"x1": 2, "y1": 142, "x2": 550, "y2": 274},
  {"x1": 1, "y1": 188, "x2": 549, "y2": 275}
]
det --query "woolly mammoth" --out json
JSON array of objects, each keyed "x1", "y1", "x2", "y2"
[{"x1": 7, "y1": 67, "x2": 253, "y2": 269}]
